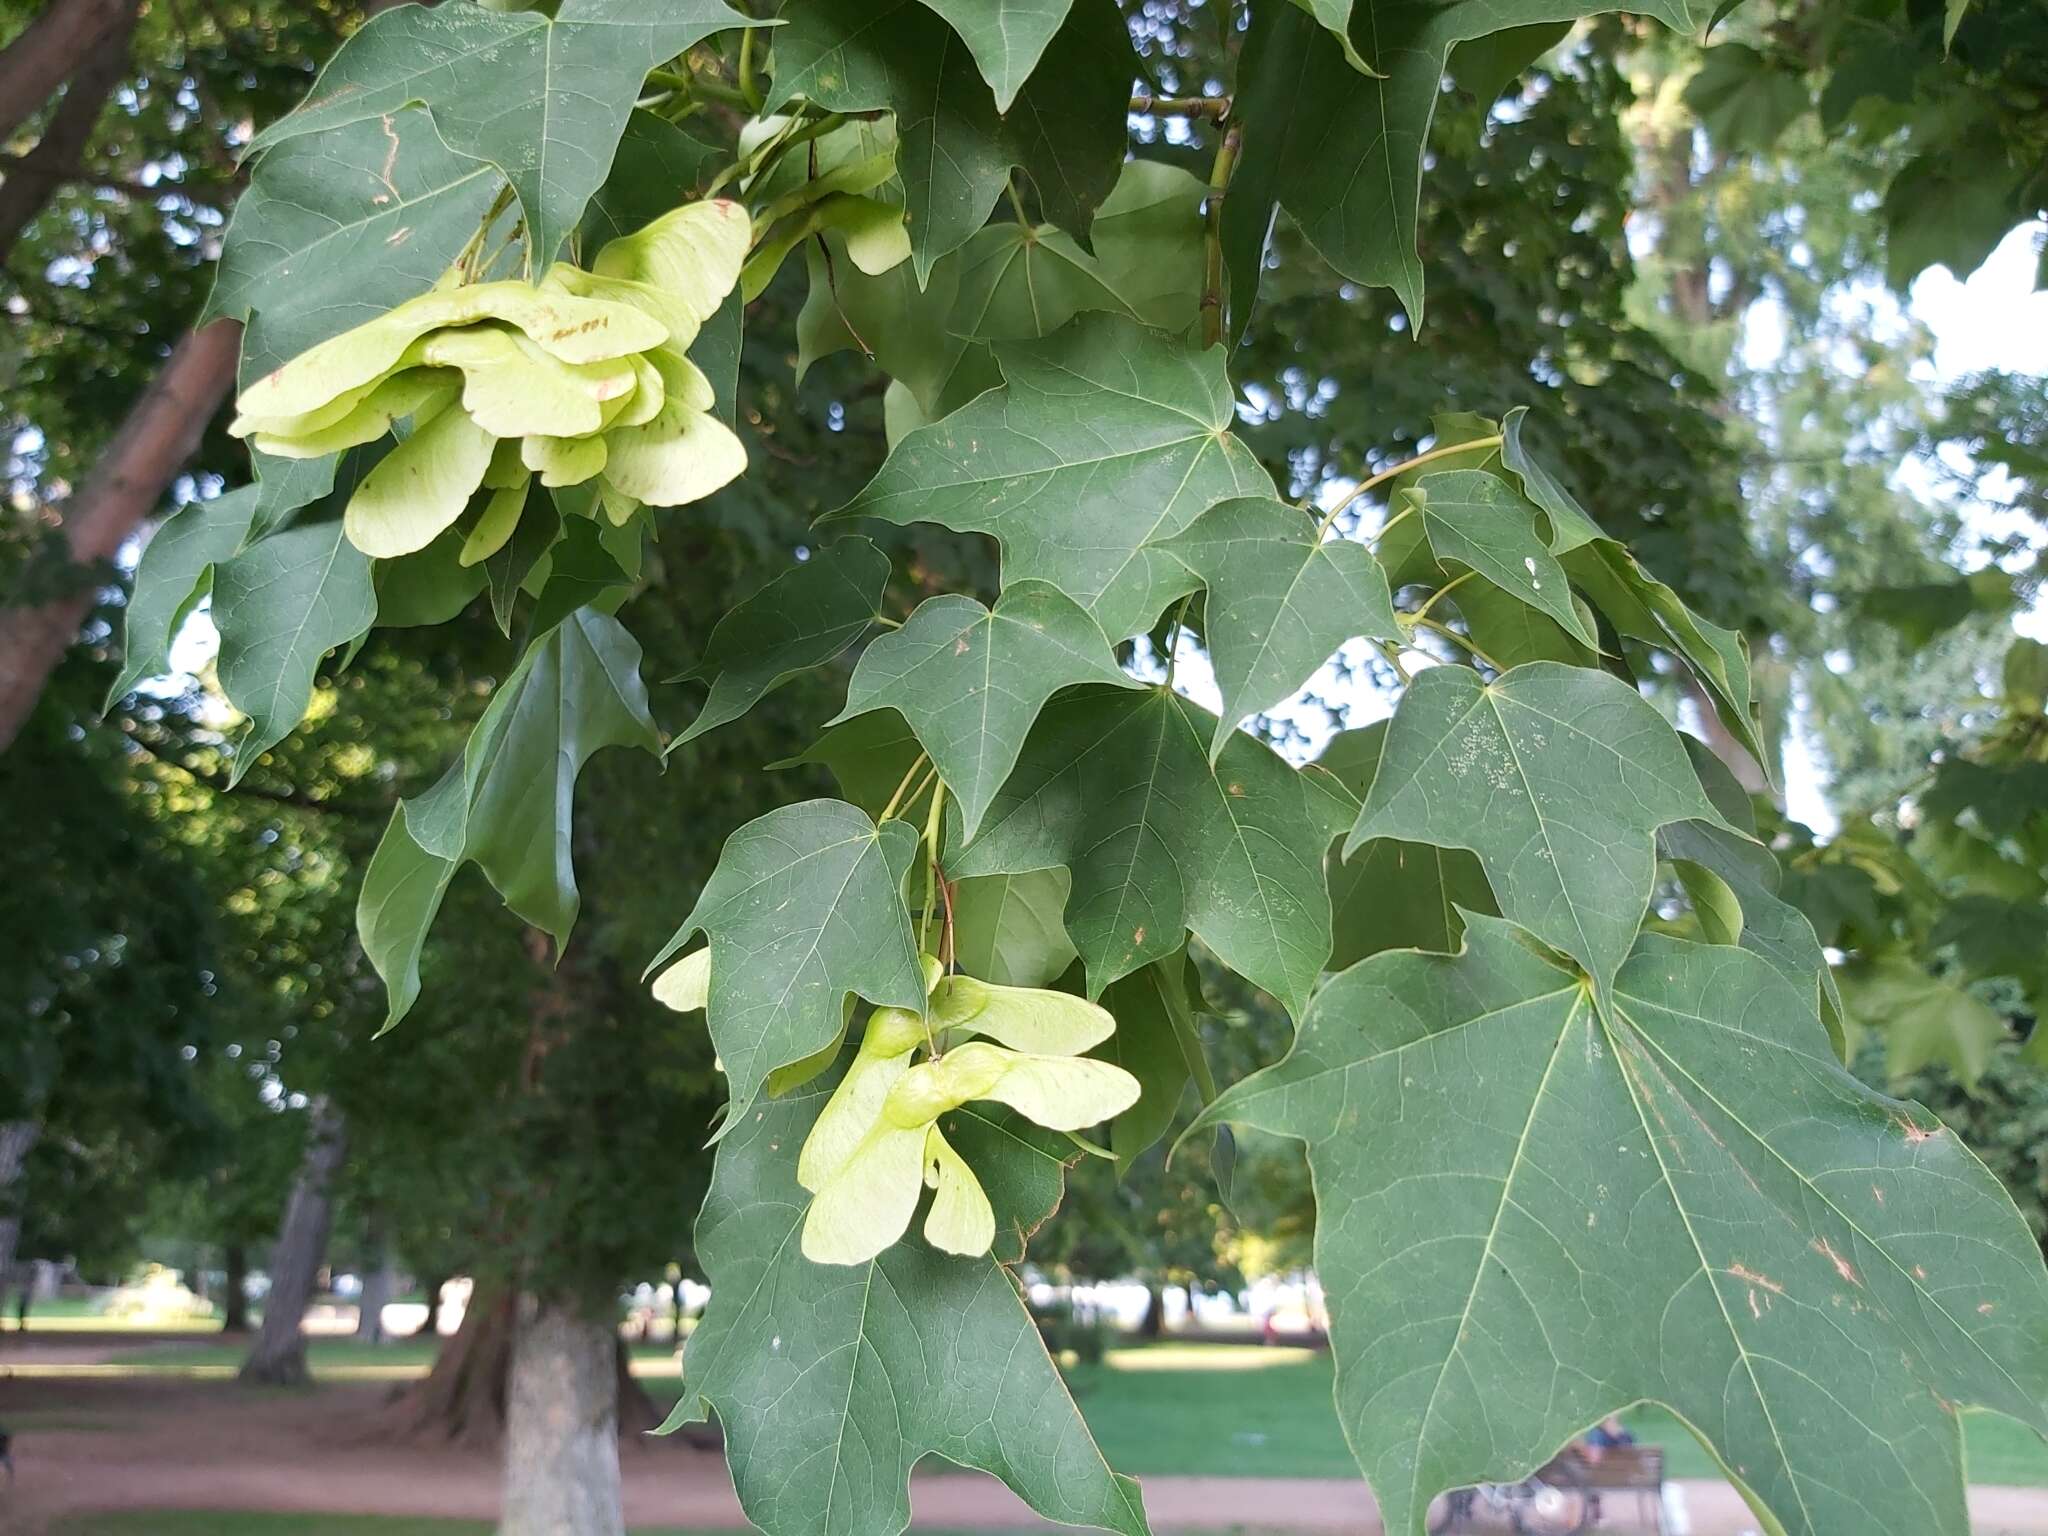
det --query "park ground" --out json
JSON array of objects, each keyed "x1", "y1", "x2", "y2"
[{"x1": 8, "y1": 1324, "x2": 2048, "y2": 1535}]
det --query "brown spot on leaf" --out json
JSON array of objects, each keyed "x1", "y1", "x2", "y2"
[
  {"x1": 1728, "y1": 1263, "x2": 1785, "y2": 1296},
  {"x1": 1812, "y1": 1237, "x2": 1861, "y2": 1287}
]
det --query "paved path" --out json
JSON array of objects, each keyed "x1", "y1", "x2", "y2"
[{"x1": 4, "y1": 1358, "x2": 2048, "y2": 1534}]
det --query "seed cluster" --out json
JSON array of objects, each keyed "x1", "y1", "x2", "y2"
[{"x1": 230, "y1": 200, "x2": 752, "y2": 563}]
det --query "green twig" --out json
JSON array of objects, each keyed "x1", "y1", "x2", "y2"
[
  {"x1": 879, "y1": 754, "x2": 932, "y2": 824},
  {"x1": 1406, "y1": 569, "x2": 1476, "y2": 627},
  {"x1": 738, "y1": 24, "x2": 763, "y2": 113},
  {"x1": 1160, "y1": 594, "x2": 1195, "y2": 691},
  {"x1": 1312, "y1": 434, "x2": 1504, "y2": 540},
  {"x1": 1199, "y1": 121, "x2": 1242, "y2": 349},
  {"x1": 919, "y1": 777, "x2": 949, "y2": 963},
  {"x1": 1410, "y1": 616, "x2": 1505, "y2": 673},
  {"x1": 1131, "y1": 94, "x2": 1231, "y2": 119}
]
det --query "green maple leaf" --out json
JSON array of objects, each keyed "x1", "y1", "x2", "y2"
[
  {"x1": 952, "y1": 161, "x2": 1209, "y2": 342},
  {"x1": 672, "y1": 538, "x2": 892, "y2": 750},
  {"x1": 1283, "y1": 0, "x2": 1379, "y2": 71},
  {"x1": 245, "y1": 0, "x2": 759, "y2": 262},
  {"x1": 915, "y1": 0, "x2": 1076, "y2": 110},
  {"x1": 765, "y1": 0, "x2": 1133, "y2": 279},
  {"x1": 358, "y1": 608, "x2": 662, "y2": 1028},
  {"x1": 1157, "y1": 496, "x2": 1402, "y2": 762},
  {"x1": 798, "y1": 159, "x2": 1206, "y2": 424},
  {"x1": 831, "y1": 581, "x2": 1138, "y2": 842},
  {"x1": 1658, "y1": 741, "x2": 1843, "y2": 1046},
  {"x1": 1346, "y1": 662, "x2": 1730, "y2": 995},
  {"x1": 667, "y1": 1064, "x2": 1150, "y2": 1536},
  {"x1": 1565, "y1": 536, "x2": 1772, "y2": 781},
  {"x1": 211, "y1": 110, "x2": 504, "y2": 382},
  {"x1": 954, "y1": 685, "x2": 1333, "y2": 1018},
  {"x1": 1933, "y1": 895, "x2": 2048, "y2": 1016},
  {"x1": 1684, "y1": 43, "x2": 1811, "y2": 154},
  {"x1": 1498, "y1": 405, "x2": 1606, "y2": 552},
  {"x1": 1838, "y1": 956, "x2": 2008, "y2": 1092},
  {"x1": 1406, "y1": 470, "x2": 1598, "y2": 648},
  {"x1": 212, "y1": 483, "x2": 377, "y2": 783},
  {"x1": 831, "y1": 312, "x2": 1270, "y2": 644},
  {"x1": 1192, "y1": 915, "x2": 2048, "y2": 1536},
  {"x1": 1098, "y1": 954, "x2": 1214, "y2": 1172},
  {"x1": 1223, "y1": 0, "x2": 1715, "y2": 331},
  {"x1": 648, "y1": 800, "x2": 928, "y2": 1126},
  {"x1": 107, "y1": 488, "x2": 257, "y2": 707},
  {"x1": 951, "y1": 869, "x2": 1079, "y2": 988},
  {"x1": 1314, "y1": 724, "x2": 1498, "y2": 968}
]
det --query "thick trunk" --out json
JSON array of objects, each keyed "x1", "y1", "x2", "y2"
[
  {"x1": 0, "y1": 1120, "x2": 40, "y2": 1284},
  {"x1": 500, "y1": 1297, "x2": 624, "y2": 1536},
  {"x1": 0, "y1": 315, "x2": 241, "y2": 752},
  {"x1": 0, "y1": 0, "x2": 138, "y2": 145},
  {"x1": 355, "y1": 1240, "x2": 396, "y2": 1344},
  {"x1": 379, "y1": 1286, "x2": 516, "y2": 1445},
  {"x1": 239, "y1": 1100, "x2": 346, "y2": 1387},
  {"x1": 222, "y1": 1242, "x2": 251, "y2": 1332},
  {"x1": 0, "y1": 2, "x2": 137, "y2": 265}
]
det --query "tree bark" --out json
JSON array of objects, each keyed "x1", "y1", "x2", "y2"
[
  {"x1": 0, "y1": 1, "x2": 137, "y2": 266},
  {"x1": 379, "y1": 1285, "x2": 516, "y2": 1445},
  {"x1": 222, "y1": 1242, "x2": 251, "y2": 1332},
  {"x1": 500, "y1": 1296, "x2": 624, "y2": 1536},
  {"x1": 0, "y1": 314, "x2": 241, "y2": 751},
  {"x1": 0, "y1": 0, "x2": 138, "y2": 146},
  {"x1": 0, "y1": 1120, "x2": 40, "y2": 1286},
  {"x1": 239, "y1": 1099, "x2": 346, "y2": 1387},
  {"x1": 355, "y1": 1234, "x2": 396, "y2": 1344}
]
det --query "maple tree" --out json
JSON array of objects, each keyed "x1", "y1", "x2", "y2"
[{"x1": 111, "y1": 1, "x2": 2048, "y2": 1534}]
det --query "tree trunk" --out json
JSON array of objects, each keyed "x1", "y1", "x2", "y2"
[
  {"x1": 0, "y1": 1120, "x2": 40, "y2": 1285},
  {"x1": 239, "y1": 1099, "x2": 346, "y2": 1387},
  {"x1": 222, "y1": 1242, "x2": 251, "y2": 1332},
  {"x1": 0, "y1": 0, "x2": 138, "y2": 145},
  {"x1": 0, "y1": 1, "x2": 137, "y2": 266},
  {"x1": 379, "y1": 1285, "x2": 516, "y2": 1445},
  {"x1": 500, "y1": 1296, "x2": 624, "y2": 1536},
  {"x1": 355, "y1": 1236, "x2": 396, "y2": 1344},
  {"x1": 0, "y1": 315, "x2": 241, "y2": 752},
  {"x1": 416, "y1": 1272, "x2": 451, "y2": 1337},
  {"x1": 1136, "y1": 1283, "x2": 1165, "y2": 1340}
]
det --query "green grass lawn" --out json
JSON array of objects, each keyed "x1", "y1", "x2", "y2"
[
  {"x1": 0, "y1": 1294, "x2": 227, "y2": 1332},
  {"x1": 65, "y1": 1337, "x2": 2048, "y2": 1491}
]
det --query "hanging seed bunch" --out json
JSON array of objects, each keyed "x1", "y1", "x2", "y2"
[
  {"x1": 228, "y1": 200, "x2": 751, "y2": 562},
  {"x1": 656, "y1": 953, "x2": 1140, "y2": 1265}
]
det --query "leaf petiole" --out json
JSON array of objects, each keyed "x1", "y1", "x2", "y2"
[
  {"x1": 1312, "y1": 434, "x2": 1504, "y2": 540},
  {"x1": 1405, "y1": 568, "x2": 1476, "y2": 627},
  {"x1": 1408, "y1": 615, "x2": 1505, "y2": 674},
  {"x1": 878, "y1": 753, "x2": 933, "y2": 824}
]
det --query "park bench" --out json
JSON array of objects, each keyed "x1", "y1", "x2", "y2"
[
  {"x1": 1434, "y1": 1444, "x2": 1666, "y2": 1534},
  {"x1": 1558, "y1": 1444, "x2": 1666, "y2": 1533}
]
